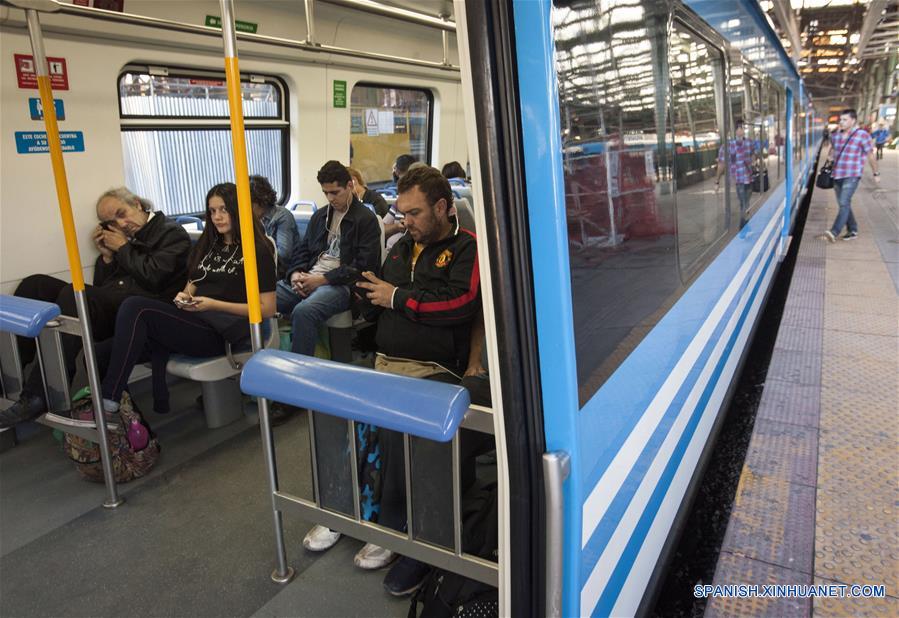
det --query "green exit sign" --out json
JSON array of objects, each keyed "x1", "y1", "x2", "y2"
[
  {"x1": 205, "y1": 15, "x2": 258, "y2": 34},
  {"x1": 333, "y1": 80, "x2": 347, "y2": 108}
]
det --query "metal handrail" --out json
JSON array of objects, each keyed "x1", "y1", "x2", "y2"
[{"x1": 1, "y1": 0, "x2": 461, "y2": 72}]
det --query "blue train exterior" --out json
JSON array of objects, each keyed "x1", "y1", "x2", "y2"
[{"x1": 483, "y1": 0, "x2": 823, "y2": 615}]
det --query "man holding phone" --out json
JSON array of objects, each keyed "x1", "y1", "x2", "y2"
[
  {"x1": 276, "y1": 161, "x2": 382, "y2": 359},
  {"x1": 1, "y1": 187, "x2": 191, "y2": 427}
]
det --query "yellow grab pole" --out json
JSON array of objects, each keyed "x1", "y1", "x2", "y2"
[
  {"x1": 23, "y1": 5, "x2": 122, "y2": 508},
  {"x1": 220, "y1": 3, "x2": 262, "y2": 333},
  {"x1": 218, "y1": 0, "x2": 293, "y2": 584},
  {"x1": 30, "y1": 30, "x2": 83, "y2": 291}
]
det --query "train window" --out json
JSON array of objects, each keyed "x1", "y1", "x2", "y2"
[
  {"x1": 766, "y1": 79, "x2": 785, "y2": 182},
  {"x1": 349, "y1": 83, "x2": 432, "y2": 185},
  {"x1": 118, "y1": 68, "x2": 289, "y2": 215},
  {"x1": 743, "y1": 74, "x2": 768, "y2": 210},
  {"x1": 553, "y1": 0, "x2": 681, "y2": 405},
  {"x1": 669, "y1": 23, "x2": 727, "y2": 276}
]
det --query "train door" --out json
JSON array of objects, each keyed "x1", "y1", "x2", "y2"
[{"x1": 459, "y1": 1, "x2": 719, "y2": 616}]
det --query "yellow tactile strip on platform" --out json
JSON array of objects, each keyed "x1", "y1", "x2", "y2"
[{"x1": 706, "y1": 552, "x2": 811, "y2": 618}]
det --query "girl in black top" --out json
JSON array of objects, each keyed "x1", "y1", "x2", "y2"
[{"x1": 98, "y1": 182, "x2": 276, "y2": 414}]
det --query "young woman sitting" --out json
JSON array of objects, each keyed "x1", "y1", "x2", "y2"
[{"x1": 96, "y1": 182, "x2": 276, "y2": 416}]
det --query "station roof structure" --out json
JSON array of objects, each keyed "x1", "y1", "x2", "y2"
[{"x1": 761, "y1": 0, "x2": 899, "y2": 103}]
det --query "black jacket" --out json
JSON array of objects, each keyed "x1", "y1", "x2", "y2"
[
  {"x1": 93, "y1": 212, "x2": 191, "y2": 301},
  {"x1": 371, "y1": 222, "x2": 480, "y2": 374},
  {"x1": 361, "y1": 188, "x2": 390, "y2": 218},
  {"x1": 286, "y1": 197, "x2": 382, "y2": 286}
]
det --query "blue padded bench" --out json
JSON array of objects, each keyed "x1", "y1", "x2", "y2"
[
  {"x1": 0, "y1": 296, "x2": 61, "y2": 338},
  {"x1": 240, "y1": 349, "x2": 470, "y2": 442}
]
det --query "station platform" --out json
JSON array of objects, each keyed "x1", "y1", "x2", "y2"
[{"x1": 706, "y1": 151, "x2": 898, "y2": 616}]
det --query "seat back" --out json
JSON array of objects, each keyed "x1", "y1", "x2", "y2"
[{"x1": 453, "y1": 197, "x2": 476, "y2": 233}]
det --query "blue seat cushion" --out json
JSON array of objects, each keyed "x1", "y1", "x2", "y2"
[
  {"x1": 241, "y1": 350, "x2": 470, "y2": 442},
  {"x1": 0, "y1": 295, "x2": 61, "y2": 338}
]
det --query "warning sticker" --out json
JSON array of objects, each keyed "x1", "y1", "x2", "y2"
[
  {"x1": 365, "y1": 108, "x2": 379, "y2": 137},
  {"x1": 14, "y1": 54, "x2": 69, "y2": 90}
]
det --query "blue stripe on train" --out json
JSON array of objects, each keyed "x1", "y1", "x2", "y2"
[
  {"x1": 577, "y1": 182, "x2": 786, "y2": 497},
  {"x1": 592, "y1": 237, "x2": 779, "y2": 616},
  {"x1": 577, "y1": 218, "x2": 778, "y2": 585}
]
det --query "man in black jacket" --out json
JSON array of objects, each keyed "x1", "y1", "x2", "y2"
[
  {"x1": 353, "y1": 166, "x2": 483, "y2": 594},
  {"x1": 277, "y1": 161, "x2": 382, "y2": 357},
  {"x1": 0, "y1": 187, "x2": 191, "y2": 427}
]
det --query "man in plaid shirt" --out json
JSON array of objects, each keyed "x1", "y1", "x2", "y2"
[
  {"x1": 716, "y1": 120, "x2": 754, "y2": 227},
  {"x1": 823, "y1": 109, "x2": 881, "y2": 242}
]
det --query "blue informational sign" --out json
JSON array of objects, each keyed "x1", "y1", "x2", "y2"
[
  {"x1": 15, "y1": 131, "x2": 85, "y2": 154},
  {"x1": 28, "y1": 97, "x2": 65, "y2": 120}
]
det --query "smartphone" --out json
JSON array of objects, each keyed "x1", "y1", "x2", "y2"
[
  {"x1": 100, "y1": 222, "x2": 112, "y2": 231},
  {"x1": 175, "y1": 298, "x2": 198, "y2": 307}
]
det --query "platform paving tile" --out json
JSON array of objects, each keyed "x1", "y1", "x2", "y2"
[
  {"x1": 787, "y1": 276, "x2": 826, "y2": 299},
  {"x1": 820, "y1": 330, "x2": 898, "y2": 363},
  {"x1": 813, "y1": 576, "x2": 898, "y2": 618},
  {"x1": 782, "y1": 289, "x2": 825, "y2": 311},
  {"x1": 774, "y1": 325, "x2": 823, "y2": 355},
  {"x1": 823, "y1": 309, "x2": 899, "y2": 337},
  {"x1": 765, "y1": 348, "x2": 823, "y2": 386},
  {"x1": 824, "y1": 278, "x2": 897, "y2": 300},
  {"x1": 821, "y1": 355, "x2": 895, "y2": 387},
  {"x1": 781, "y1": 301, "x2": 824, "y2": 329},
  {"x1": 824, "y1": 292, "x2": 899, "y2": 317},
  {"x1": 721, "y1": 471, "x2": 816, "y2": 573},
  {"x1": 705, "y1": 552, "x2": 811, "y2": 618},
  {"x1": 743, "y1": 419, "x2": 818, "y2": 487},
  {"x1": 755, "y1": 379, "x2": 820, "y2": 429}
]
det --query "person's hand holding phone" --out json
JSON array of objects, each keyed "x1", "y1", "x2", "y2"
[
  {"x1": 174, "y1": 292, "x2": 199, "y2": 310},
  {"x1": 93, "y1": 224, "x2": 115, "y2": 262}
]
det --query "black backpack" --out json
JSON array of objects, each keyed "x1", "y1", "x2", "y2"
[{"x1": 408, "y1": 481, "x2": 499, "y2": 618}]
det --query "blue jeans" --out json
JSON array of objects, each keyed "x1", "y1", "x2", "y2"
[
  {"x1": 831, "y1": 177, "x2": 860, "y2": 236},
  {"x1": 276, "y1": 280, "x2": 350, "y2": 356}
]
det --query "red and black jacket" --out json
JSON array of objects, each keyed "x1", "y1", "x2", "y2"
[{"x1": 370, "y1": 222, "x2": 480, "y2": 375}]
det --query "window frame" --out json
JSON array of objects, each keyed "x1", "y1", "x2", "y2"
[
  {"x1": 117, "y1": 64, "x2": 291, "y2": 211},
  {"x1": 669, "y1": 16, "x2": 731, "y2": 283},
  {"x1": 349, "y1": 81, "x2": 435, "y2": 181}
]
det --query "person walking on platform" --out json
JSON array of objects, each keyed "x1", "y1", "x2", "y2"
[
  {"x1": 872, "y1": 122, "x2": 891, "y2": 161},
  {"x1": 823, "y1": 109, "x2": 881, "y2": 243},
  {"x1": 0, "y1": 188, "x2": 191, "y2": 428}
]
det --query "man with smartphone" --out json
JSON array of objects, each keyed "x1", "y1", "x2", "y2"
[
  {"x1": 276, "y1": 161, "x2": 382, "y2": 359},
  {"x1": 0, "y1": 187, "x2": 191, "y2": 428}
]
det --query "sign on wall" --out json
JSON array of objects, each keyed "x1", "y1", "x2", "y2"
[
  {"x1": 28, "y1": 98, "x2": 66, "y2": 121},
  {"x1": 15, "y1": 131, "x2": 85, "y2": 154},
  {"x1": 333, "y1": 80, "x2": 347, "y2": 108},
  {"x1": 14, "y1": 54, "x2": 69, "y2": 90},
  {"x1": 205, "y1": 15, "x2": 258, "y2": 33}
]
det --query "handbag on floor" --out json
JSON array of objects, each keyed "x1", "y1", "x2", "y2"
[{"x1": 62, "y1": 389, "x2": 161, "y2": 483}]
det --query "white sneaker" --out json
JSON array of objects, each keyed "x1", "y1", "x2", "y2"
[
  {"x1": 303, "y1": 525, "x2": 341, "y2": 552},
  {"x1": 353, "y1": 543, "x2": 397, "y2": 570},
  {"x1": 823, "y1": 231, "x2": 836, "y2": 243}
]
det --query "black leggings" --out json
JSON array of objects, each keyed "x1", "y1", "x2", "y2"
[
  {"x1": 14, "y1": 274, "x2": 123, "y2": 393},
  {"x1": 97, "y1": 296, "x2": 228, "y2": 411}
]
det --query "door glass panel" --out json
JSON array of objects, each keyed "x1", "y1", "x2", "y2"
[
  {"x1": 553, "y1": 0, "x2": 679, "y2": 406},
  {"x1": 669, "y1": 24, "x2": 727, "y2": 276}
]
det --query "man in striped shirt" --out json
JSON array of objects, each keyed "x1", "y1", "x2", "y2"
[
  {"x1": 823, "y1": 109, "x2": 881, "y2": 242},
  {"x1": 716, "y1": 120, "x2": 754, "y2": 227}
]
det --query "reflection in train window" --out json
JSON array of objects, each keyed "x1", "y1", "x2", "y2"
[
  {"x1": 669, "y1": 23, "x2": 727, "y2": 277},
  {"x1": 553, "y1": 0, "x2": 681, "y2": 406},
  {"x1": 349, "y1": 84, "x2": 432, "y2": 185},
  {"x1": 118, "y1": 67, "x2": 289, "y2": 215}
]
